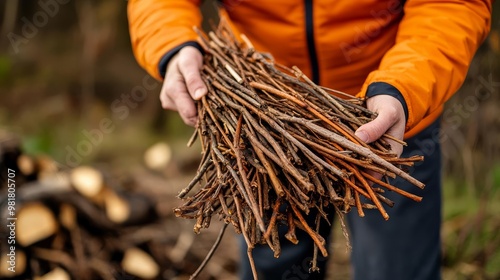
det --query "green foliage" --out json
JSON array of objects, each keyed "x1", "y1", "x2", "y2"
[
  {"x1": 21, "y1": 128, "x2": 55, "y2": 155},
  {"x1": 442, "y1": 178, "x2": 500, "y2": 280},
  {"x1": 491, "y1": 163, "x2": 500, "y2": 192}
]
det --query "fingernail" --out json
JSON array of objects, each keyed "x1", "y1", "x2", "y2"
[
  {"x1": 194, "y1": 88, "x2": 205, "y2": 99},
  {"x1": 355, "y1": 130, "x2": 369, "y2": 143}
]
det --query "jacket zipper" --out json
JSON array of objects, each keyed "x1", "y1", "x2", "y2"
[{"x1": 304, "y1": 0, "x2": 319, "y2": 84}]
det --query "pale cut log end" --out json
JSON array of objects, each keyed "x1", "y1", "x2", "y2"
[
  {"x1": 0, "y1": 250, "x2": 26, "y2": 277},
  {"x1": 17, "y1": 202, "x2": 58, "y2": 247},
  {"x1": 70, "y1": 166, "x2": 103, "y2": 198},
  {"x1": 144, "y1": 142, "x2": 172, "y2": 170},
  {"x1": 33, "y1": 267, "x2": 70, "y2": 280},
  {"x1": 59, "y1": 203, "x2": 77, "y2": 230},
  {"x1": 121, "y1": 247, "x2": 160, "y2": 279},
  {"x1": 104, "y1": 188, "x2": 130, "y2": 224}
]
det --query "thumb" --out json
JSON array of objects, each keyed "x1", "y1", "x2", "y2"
[
  {"x1": 354, "y1": 110, "x2": 396, "y2": 143},
  {"x1": 177, "y1": 46, "x2": 207, "y2": 100}
]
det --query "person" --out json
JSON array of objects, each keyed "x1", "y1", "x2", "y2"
[{"x1": 127, "y1": 1, "x2": 492, "y2": 279}]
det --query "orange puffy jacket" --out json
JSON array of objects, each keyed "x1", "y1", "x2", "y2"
[{"x1": 128, "y1": 0, "x2": 491, "y2": 138}]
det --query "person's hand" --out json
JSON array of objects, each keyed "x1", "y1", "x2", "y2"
[
  {"x1": 354, "y1": 95, "x2": 406, "y2": 157},
  {"x1": 160, "y1": 46, "x2": 207, "y2": 126}
]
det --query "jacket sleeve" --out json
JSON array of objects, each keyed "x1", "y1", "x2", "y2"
[
  {"x1": 359, "y1": 0, "x2": 492, "y2": 131},
  {"x1": 128, "y1": 0, "x2": 203, "y2": 80}
]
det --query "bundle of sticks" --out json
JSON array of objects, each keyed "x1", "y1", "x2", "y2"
[{"x1": 175, "y1": 21, "x2": 424, "y2": 279}]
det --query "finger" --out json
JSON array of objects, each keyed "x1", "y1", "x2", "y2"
[
  {"x1": 160, "y1": 94, "x2": 176, "y2": 110},
  {"x1": 173, "y1": 91, "x2": 198, "y2": 126},
  {"x1": 159, "y1": 80, "x2": 176, "y2": 110},
  {"x1": 161, "y1": 74, "x2": 198, "y2": 126},
  {"x1": 161, "y1": 56, "x2": 181, "y2": 110},
  {"x1": 177, "y1": 47, "x2": 207, "y2": 100},
  {"x1": 354, "y1": 107, "x2": 398, "y2": 144}
]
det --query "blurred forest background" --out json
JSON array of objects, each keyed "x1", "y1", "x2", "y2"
[{"x1": 0, "y1": 0, "x2": 499, "y2": 279}]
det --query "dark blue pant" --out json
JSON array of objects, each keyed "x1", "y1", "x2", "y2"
[{"x1": 240, "y1": 119, "x2": 442, "y2": 280}]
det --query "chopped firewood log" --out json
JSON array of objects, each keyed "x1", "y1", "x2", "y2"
[
  {"x1": 121, "y1": 247, "x2": 160, "y2": 279},
  {"x1": 17, "y1": 154, "x2": 35, "y2": 176},
  {"x1": 70, "y1": 166, "x2": 104, "y2": 198},
  {"x1": 59, "y1": 203, "x2": 77, "y2": 230},
  {"x1": 103, "y1": 188, "x2": 130, "y2": 224},
  {"x1": 144, "y1": 142, "x2": 172, "y2": 170},
  {"x1": 0, "y1": 250, "x2": 26, "y2": 277},
  {"x1": 0, "y1": 135, "x2": 239, "y2": 279},
  {"x1": 17, "y1": 202, "x2": 58, "y2": 246},
  {"x1": 33, "y1": 267, "x2": 71, "y2": 280}
]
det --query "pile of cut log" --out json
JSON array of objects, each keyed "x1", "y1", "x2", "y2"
[{"x1": 0, "y1": 133, "x2": 237, "y2": 280}]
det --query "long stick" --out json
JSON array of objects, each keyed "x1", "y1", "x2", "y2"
[{"x1": 189, "y1": 223, "x2": 228, "y2": 280}]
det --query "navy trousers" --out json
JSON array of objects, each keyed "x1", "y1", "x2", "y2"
[{"x1": 240, "y1": 119, "x2": 442, "y2": 280}]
